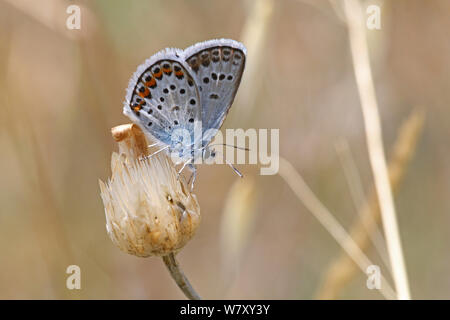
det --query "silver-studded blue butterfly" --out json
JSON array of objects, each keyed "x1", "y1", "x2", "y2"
[{"x1": 123, "y1": 39, "x2": 247, "y2": 189}]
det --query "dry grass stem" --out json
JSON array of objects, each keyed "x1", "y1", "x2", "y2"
[
  {"x1": 317, "y1": 109, "x2": 425, "y2": 299},
  {"x1": 343, "y1": 0, "x2": 411, "y2": 299},
  {"x1": 163, "y1": 253, "x2": 201, "y2": 300},
  {"x1": 335, "y1": 140, "x2": 389, "y2": 268},
  {"x1": 278, "y1": 157, "x2": 396, "y2": 300},
  {"x1": 220, "y1": 177, "x2": 258, "y2": 293},
  {"x1": 232, "y1": 0, "x2": 274, "y2": 123}
]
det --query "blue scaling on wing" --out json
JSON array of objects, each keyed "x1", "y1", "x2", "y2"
[
  {"x1": 183, "y1": 39, "x2": 247, "y2": 147},
  {"x1": 123, "y1": 48, "x2": 201, "y2": 150}
]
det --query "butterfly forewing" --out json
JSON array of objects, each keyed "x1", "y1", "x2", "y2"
[
  {"x1": 123, "y1": 39, "x2": 246, "y2": 166},
  {"x1": 123, "y1": 49, "x2": 201, "y2": 147},
  {"x1": 183, "y1": 39, "x2": 246, "y2": 145}
]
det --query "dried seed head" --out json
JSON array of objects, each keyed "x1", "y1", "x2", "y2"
[{"x1": 99, "y1": 124, "x2": 201, "y2": 257}]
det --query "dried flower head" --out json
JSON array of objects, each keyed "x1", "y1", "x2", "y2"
[{"x1": 99, "y1": 124, "x2": 201, "y2": 257}]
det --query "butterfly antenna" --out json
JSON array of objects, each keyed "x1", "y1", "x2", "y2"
[
  {"x1": 177, "y1": 159, "x2": 191, "y2": 180},
  {"x1": 187, "y1": 172, "x2": 194, "y2": 186},
  {"x1": 140, "y1": 145, "x2": 169, "y2": 161},
  {"x1": 206, "y1": 143, "x2": 250, "y2": 151},
  {"x1": 188, "y1": 165, "x2": 197, "y2": 192},
  {"x1": 209, "y1": 147, "x2": 245, "y2": 178},
  {"x1": 226, "y1": 160, "x2": 244, "y2": 178},
  {"x1": 148, "y1": 142, "x2": 162, "y2": 148}
]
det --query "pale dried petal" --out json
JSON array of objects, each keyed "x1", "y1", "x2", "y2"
[{"x1": 99, "y1": 125, "x2": 200, "y2": 257}]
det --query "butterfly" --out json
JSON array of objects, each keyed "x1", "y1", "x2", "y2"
[{"x1": 123, "y1": 39, "x2": 247, "y2": 189}]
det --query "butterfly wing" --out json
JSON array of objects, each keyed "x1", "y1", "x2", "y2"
[
  {"x1": 123, "y1": 49, "x2": 201, "y2": 149},
  {"x1": 183, "y1": 39, "x2": 246, "y2": 145}
]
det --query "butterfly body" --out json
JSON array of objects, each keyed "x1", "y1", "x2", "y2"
[{"x1": 123, "y1": 39, "x2": 247, "y2": 186}]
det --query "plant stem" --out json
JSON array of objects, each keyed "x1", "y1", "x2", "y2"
[
  {"x1": 317, "y1": 109, "x2": 424, "y2": 299},
  {"x1": 278, "y1": 157, "x2": 396, "y2": 300},
  {"x1": 162, "y1": 253, "x2": 201, "y2": 300},
  {"x1": 343, "y1": 0, "x2": 411, "y2": 299}
]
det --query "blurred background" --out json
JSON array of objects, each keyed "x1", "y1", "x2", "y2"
[{"x1": 0, "y1": 0, "x2": 448, "y2": 299}]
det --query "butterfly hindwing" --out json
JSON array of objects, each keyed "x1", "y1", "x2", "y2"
[
  {"x1": 183, "y1": 39, "x2": 246, "y2": 144},
  {"x1": 123, "y1": 49, "x2": 201, "y2": 147}
]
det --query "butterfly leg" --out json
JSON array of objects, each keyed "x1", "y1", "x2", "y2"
[
  {"x1": 177, "y1": 159, "x2": 191, "y2": 180},
  {"x1": 187, "y1": 164, "x2": 197, "y2": 192},
  {"x1": 148, "y1": 142, "x2": 161, "y2": 148},
  {"x1": 140, "y1": 145, "x2": 169, "y2": 161}
]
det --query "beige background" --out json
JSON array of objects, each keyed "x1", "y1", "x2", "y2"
[{"x1": 0, "y1": 0, "x2": 448, "y2": 299}]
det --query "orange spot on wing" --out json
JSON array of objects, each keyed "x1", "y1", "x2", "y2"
[
  {"x1": 154, "y1": 70, "x2": 163, "y2": 78},
  {"x1": 175, "y1": 70, "x2": 184, "y2": 77},
  {"x1": 163, "y1": 67, "x2": 172, "y2": 74},
  {"x1": 138, "y1": 87, "x2": 150, "y2": 98},
  {"x1": 146, "y1": 78, "x2": 156, "y2": 87}
]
